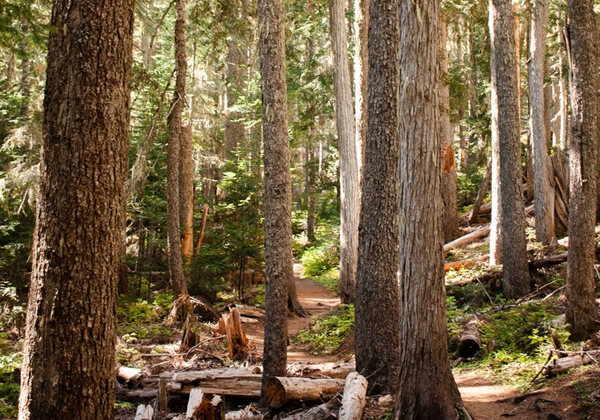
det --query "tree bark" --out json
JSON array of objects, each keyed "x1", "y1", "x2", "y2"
[
  {"x1": 489, "y1": 0, "x2": 531, "y2": 299},
  {"x1": 17, "y1": 0, "x2": 134, "y2": 417},
  {"x1": 258, "y1": 0, "x2": 292, "y2": 397},
  {"x1": 167, "y1": 0, "x2": 191, "y2": 315},
  {"x1": 566, "y1": 0, "x2": 599, "y2": 340},
  {"x1": 264, "y1": 377, "x2": 345, "y2": 408},
  {"x1": 393, "y1": 1, "x2": 466, "y2": 418},
  {"x1": 329, "y1": 0, "x2": 360, "y2": 304},
  {"x1": 353, "y1": 0, "x2": 369, "y2": 170},
  {"x1": 355, "y1": 0, "x2": 399, "y2": 394},
  {"x1": 468, "y1": 157, "x2": 492, "y2": 224},
  {"x1": 224, "y1": 37, "x2": 247, "y2": 159},
  {"x1": 529, "y1": 0, "x2": 557, "y2": 248},
  {"x1": 180, "y1": 120, "x2": 194, "y2": 263},
  {"x1": 440, "y1": 15, "x2": 460, "y2": 242}
]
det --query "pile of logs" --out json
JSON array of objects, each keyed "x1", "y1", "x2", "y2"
[{"x1": 120, "y1": 364, "x2": 367, "y2": 420}]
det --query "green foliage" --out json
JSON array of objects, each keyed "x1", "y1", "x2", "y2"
[
  {"x1": 117, "y1": 293, "x2": 173, "y2": 324},
  {"x1": 300, "y1": 221, "x2": 339, "y2": 278},
  {"x1": 312, "y1": 268, "x2": 340, "y2": 296},
  {"x1": 296, "y1": 304, "x2": 354, "y2": 354},
  {"x1": 456, "y1": 167, "x2": 486, "y2": 213},
  {"x1": 0, "y1": 351, "x2": 20, "y2": 418}
]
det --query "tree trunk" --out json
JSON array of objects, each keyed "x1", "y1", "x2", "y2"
[
  {"x1": 180, "y1": 120, "x2": 194, "y2": 264},
  {"x1": 258, "y1": 0, "x2": 293, "y2": 397},
  {"x1": 353, "y1": 0, "x2": 369, "y2": 170},
  {"x1": 440, "y1": 15, "x2": 460, "y2": 242},
  {"x1": 529, "y1": 0, "x2": 557, "y2": 248},
  {"x1": 17, "y1": 0, "x2": 135, "y2": 416},
  {"x1": 167, "y1": 0, "x2": 191, "y2": 317},
  {"x1": 566, "y1": 0, "x2": 599, "y2": 340},
  {"x1": 393, "y1": 1, "x2": 466, "y2": 418},
  {"x1": 355, "y1": 0, "x2": 399, "y2": 395},
  {"x1": 224, "y1": 37, "x2": 247, "y2": 159},
  {"x1": 489, "y1": 0, "x2": 531, "y2": 299},
  {"x1": 468, "y1": 157, "x2": 492, "y2": 224},
  {"x1": 264, "y1": 377, "x2": 345, "y2": 408},
  {"x1": 329, "y1": 0, "x2": 360, "y2": 304},
  {"x1": 20, "y1": 20, "x2": 30, "y2": 117}
]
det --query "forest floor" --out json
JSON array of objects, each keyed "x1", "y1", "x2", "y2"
[{"x1": 112, "y1": 256, "x2": 600, "y2": 419}]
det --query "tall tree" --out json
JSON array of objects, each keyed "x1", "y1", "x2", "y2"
[
  {"x1": 167, "y1": 0, "x2": 191, "y2": 314},
  {"x1": 353, "y1": 0, "x2": 369, "y2": 168},
  {"x1": 489, "y1": 0, "x2": 530, "y2": 299},
  {"x1": 17, "y1": 0, "x2": 135, "y2": 416},
  {"x1": 180, "y1": 120, "x2": 194, "y2": 262},
  {"x1": 529, "y1": 0, "x2": 556, "y2": 248},
  {"x1": 393, "y1": 0, "x2": 466, "y2": 417},
  {"x1": 329, "y1": 0, "x2": 360, "y2": 303},
  {"x1": 566, "y1": 0, "x2": 599, "y2": 340},
  {"x1": 440, "y1": 14, "x2": 460, "y2": 242},
  {"x1": 259, "y1": 0, "x2": 292, "y2": 394},
  {"x1": 355, "y1": 0, "x2": 399, "y2": 394}
]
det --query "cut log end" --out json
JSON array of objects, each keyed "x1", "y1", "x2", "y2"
[{"x1": 264, "y1": 377, "x2": 287, "y2": 409}]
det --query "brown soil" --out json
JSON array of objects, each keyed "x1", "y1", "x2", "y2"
[{"x1": 243, "y1": 262, "x2": 342, "y2": 363}]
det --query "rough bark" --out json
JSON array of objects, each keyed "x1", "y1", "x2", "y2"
[
  {"x1": 355, "y1": 0, "x2": 399, "y2": 394},
  {"x1": 167, "y1": 0, "x2": 190, "y2": 313},
  {"x1": 529, "y1": 0, "x2": 557, "y2": 248},
  {"x1": 329, "y1": 0, "x2": 360, "y2": 304},
  {"x1": 20, "y1": 20, "x2": 30, "y2": 117},
  {"x1": 305, "y1": 138, "x2": 317, "y2": 243},
  {"x1": 17, "y1": 0, "x2": 134, "y2": 416},
  {"x1": 393, "y1": 0, "x2": 465, "y2": 418},
  {"x1": 566, "y1": 0, "x2": 599, "y2": 340},
  {"x1": 224, "y1": 37, "x2": 247, "y2": 159},
  {"x1": 353, "y1": 0, "x2": 369, "y2": 170},
  {"x1": 180, "y1": 120, "x2": 194, "y2": 263},
  {"x1": 258, "y1": 0, "x2": 292, "y2": 397},
  {"x1": 468, "y1": 158, "x2": 492, "y2": 224},
  {"x1": 440, "y1": 15, "x2": 460, "y2": 242},
  {"x1": 489, "y1": 0, "x2": 531, "y2": 299}
]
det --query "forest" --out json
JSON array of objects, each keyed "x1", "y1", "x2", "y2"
[{"x1": 1, "y1": 0, "x2": 600, "y2": 418}]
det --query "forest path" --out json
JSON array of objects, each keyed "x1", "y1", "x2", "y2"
[{"x1": 244, "y1": 262, "x2": 341, "y2": 363}]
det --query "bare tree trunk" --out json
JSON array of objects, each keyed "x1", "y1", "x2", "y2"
[
  {"x1": 20, "y1": 20, "x2": 30, "y2": 117},
  {"x1": 167, "y1": 0, "x2": 191, "y2": 314},
  {"x1": 440, "y1": 15, "x2": 460, "y2": 242},
  {"x1": 353, "y1": 0, "x2": 369, "y2": 170},
  {"x1": 529, "y1": 0, "x2": 557, "y2": 248},
  {"x1": 329, "y1": 0, "x2": 360, "y2": 304},
  {"x1": 258, "y1": 0, "x2": 292, "y2": 396},
  {"x1": 180, "y1": 120, "x2": 194, "y2": 264},
  {"x1": 489, "y1": 0, "x2": 531, "y2": 299},
  {"x1": 566, "y1": 0, "x2": 599, "y2": 340},
  {"x1": 224, "y1": 37, "x2": 247, "y2": 160},
  {"x1": 355, "y1": 0, "x2": 399, "y2": 394},
  {"x1": 393, "y1": 1, "x2": 466, "y2": 417},
  {"x1": 18, "y1": 0, "x2": 135, "y2": 416}
]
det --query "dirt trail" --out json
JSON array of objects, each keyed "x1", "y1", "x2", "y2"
[
  {"x1": 243, "y1": 262, "x2": 340, "y2": 363},
  {"x1": 244, "y1": 264, "x2": 592, "y2": 419}
]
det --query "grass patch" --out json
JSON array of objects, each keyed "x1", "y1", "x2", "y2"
[{"x1": 296, "y1": 304, "x2": 354, "y2": 355}]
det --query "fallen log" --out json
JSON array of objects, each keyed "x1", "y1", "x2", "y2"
[
  {"x1": 458, "y1": 316, "x2": 481, "y2": 358},
  {"x1": 116, "y1": 365, "x2": 141, "y2": 387},
  {"x1": 338, "y1": 373, "x2": 368, "y2": 420},
  {"x1": 528, "y1": 253, "x2": 567, "y2": 270},
  {"x1": 443, "y1": 226, "x2": 490, "y2": 253},
  {"x1": 190, "y1": 296, "x2": 221, "y2": 322},
  {"x1": 133, "y1": 368, "x2": 264, "y2": 399},
  {"x1": 445, "y1": 255, "x2": 488, "y2": 272},
  {"x1": 542, "y1": 350, "x2": 600, "y2": 376},
  {"x1": 280, "y1": 400, "x2": 339, "y2": 420},
  {"x1": 134, "y1": 405, "x2": 154, "y2": 420},
  {"x1": 286, "y1": 362, "x2": 355, "y2": 379},
  {"x1": 263, "y1": 377, "x2": 345, "y2": 408},
  {"x1": 225, "y1": 409, "x2": 264, "y2": 420},
  {"x1": 233, "y1": 304, "x2": 265, "y2": 319}
]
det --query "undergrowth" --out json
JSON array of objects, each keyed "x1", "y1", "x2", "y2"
[{"x1": 296, "y1": 304, "x2": 354, "y2": 354}]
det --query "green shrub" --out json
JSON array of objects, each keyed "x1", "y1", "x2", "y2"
[
  {"x1": 301, "y1": 222, "x2": 340, "y2": 278},
  {"x1": 296, "y1": 304, "x2": 354, "y2": 354}
]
